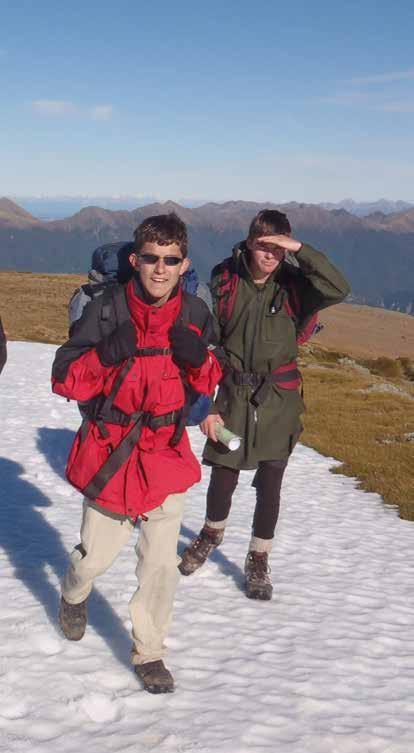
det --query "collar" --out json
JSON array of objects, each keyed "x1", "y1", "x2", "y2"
[{"x1": 127, "y1": 278, "x2": 182, "y2": 332}]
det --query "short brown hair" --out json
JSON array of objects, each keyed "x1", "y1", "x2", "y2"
[
  {"x1": 247, "y1": 209, "x2": 291, "y2": 241},
  {"x1": 133, "y1": 212, "x2": 188, "y2": 257}
]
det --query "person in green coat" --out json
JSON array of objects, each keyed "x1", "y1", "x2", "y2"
[{"x1": 179, "y1": 209, "x2": 350, "y2": 599}]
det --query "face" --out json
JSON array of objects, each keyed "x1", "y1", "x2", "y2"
[
  {"x1": 246, "y1": 238, "x2": 286, "y2": 281},
  {"x1": 129, "y1": 241, "x2": 190, "y2": 301}
]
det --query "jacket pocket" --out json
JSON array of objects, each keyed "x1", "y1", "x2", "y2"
[
  {"x1": 264, "y1": 308, "x2": 296, "y2": 345},
  {"x1": 158, "y1": 370, "x2": 185, "y2": 408}
]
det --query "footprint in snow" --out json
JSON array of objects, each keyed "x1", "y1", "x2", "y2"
[{"x1": 80, "y1": 693, "x2": 121, "y2": 723}]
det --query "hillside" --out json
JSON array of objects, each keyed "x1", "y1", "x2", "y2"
[
  {"x1": 0, "y1": 198, "x2": 414, "y2": 313},
  {"x1": 365, "y1": 207, "x2": 414, "y2": 233},
  {"x1": 0, "y1": 271, "x2": 85, "y2": 345},
  {"x1": 2, "y1": 271, "x2": 414, "y2": 357},
  {"x1": 317, "y1": 303, "x2": 414, "y2": 359},
  {"x1": 0, "y1": 198, "x2": 40, "y2": 227}
]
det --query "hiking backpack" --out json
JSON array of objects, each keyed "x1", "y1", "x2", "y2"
[{"x1": 68, "y1": 242, "x2": 134, "y2": 332}]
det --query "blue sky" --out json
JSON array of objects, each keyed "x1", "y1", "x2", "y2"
[{"x1": 1, "y1": 0, "x2": 414, "y2": 202}]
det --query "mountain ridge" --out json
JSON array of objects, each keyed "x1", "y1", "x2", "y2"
[
  {"x1": 0, "y1": 198, "x2": 413, "y2": 314},
  {"x1": 0, "y1": 198, "x2": 40, "y2": 227}
]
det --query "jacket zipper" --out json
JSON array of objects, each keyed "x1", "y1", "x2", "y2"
[
  {"x1": 249, "y1": 287, "x2": 264, "y2": 370},
  {"x1": 249, "y1": 287, "x2": 264, "y2": 446}
]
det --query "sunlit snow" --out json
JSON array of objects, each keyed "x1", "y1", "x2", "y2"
[{"x1": 1, "y1": 342, "x2": 414, "y2": 753}]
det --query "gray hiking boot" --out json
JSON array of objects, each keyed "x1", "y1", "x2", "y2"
[
  {"x1": 244, "y1": 551, "x2": 273, "y2": 601},
  {"x1": 59, "y1": 596, "x2": 87, "y2": 641},
  {"x1": 178, "y1": 525, "x2": 224, "y2": 576},
  {"x1": 135, "y1": 660, "x2": 174, "y2": 694}
]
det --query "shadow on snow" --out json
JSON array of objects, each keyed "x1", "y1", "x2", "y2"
[
  {"x1": 36, "y1": 427, "x2": 245, "y2": 613},
  {"x1": 179, "y1": 524, "x2": 245, "y2": 591},
  {"x1": 1, "y1": 447, "x2": 132, "y2": 672},
  {"x1": 37, "y1": 426, "x2": 75, "y2": 481}
]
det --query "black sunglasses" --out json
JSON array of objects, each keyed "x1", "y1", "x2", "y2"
[{"x1": 139, "y1": 253, "x2": 183, "y2": 267}]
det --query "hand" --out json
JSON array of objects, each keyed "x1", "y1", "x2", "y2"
[
  {"x1": 200, "y1": 413, "x2": 225, "y2": 442},
  {"x1": 257, "y1": 235, "x2": 302, "y2": 253},
  {"x1": 170, "y1": 325, "x2": 207, "y2": 369},
  {"x1": 96, "y1": 320, "x2": 137, "y2": 366}
]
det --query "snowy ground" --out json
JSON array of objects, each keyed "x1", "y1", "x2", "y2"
[{"x1": 1, "y1": 341, "x2": 414, "y2": 753}]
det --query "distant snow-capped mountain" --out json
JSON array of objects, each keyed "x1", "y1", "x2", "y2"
[
  {"x1": 320, "y1": 198, "x2": 413, "y2": 217},
  {"x1": 9, "y1": 195, "x2": 414, "y2": 221}
]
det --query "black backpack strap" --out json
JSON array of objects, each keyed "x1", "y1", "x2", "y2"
[
  {"x1": 112, "y1": 284, "x2": 131, "y2": 326},
  {"x1": 169, "y1": 292, "x2": 191, "y2": 446},
  {"x1": 83, "y1": 410, "x2": 146, "y2": 500},
  {"x1": 94, "y1": 357, "x2": 135, "y2": 437},
  {"x1": 136, "y1": 347, "x2": 172, "y2": 356},
  {"x1": 99, "y1": 284, "x2": 130, "y2": 337},
  {"x1": 170, "y1": 291, "x2": 211, "y2": 446},
  {"x1": 83, "y1": 408, "x2": 180, "y2": 501},
  {"x1": 179, "y1": 291, "x2": 214, "y2": 343},
  {"x1": 179, "y1": 291, "x2": 191, "y2": 326}
]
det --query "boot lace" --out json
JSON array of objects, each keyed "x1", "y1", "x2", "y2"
[{"x1": 246, "y1": 553, "x2": 271, "y2": 581}]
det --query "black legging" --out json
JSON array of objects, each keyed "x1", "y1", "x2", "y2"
[{"x1": 206, "y1": 460, "x2": 287, "y2": 540}]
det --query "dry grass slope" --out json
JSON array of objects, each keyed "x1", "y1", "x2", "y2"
[
  {"x1": 1, "y1": 271, "x2": 413, "y2": 519},
  {"x1": 317, "y1": 303, "x2": 414, "y2": 359},
  {"x1": 0, "y1": 271, "x2": 85, "y2": 344},
  {"x1": 301, "y1": 353, "x2": 414, "y2": 519}
]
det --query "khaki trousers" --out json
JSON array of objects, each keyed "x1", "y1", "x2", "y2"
[{"x1": 62, "y1": 493, "x2": 185, "y2": 665}]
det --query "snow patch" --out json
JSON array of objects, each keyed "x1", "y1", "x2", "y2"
[{"x1": 0, "y1": 342, "x2": 414, "y2": 752}]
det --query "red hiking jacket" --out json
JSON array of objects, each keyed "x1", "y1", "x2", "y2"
[{"x1": 52, "y1": 281, "x2": 221, "y2": 518}]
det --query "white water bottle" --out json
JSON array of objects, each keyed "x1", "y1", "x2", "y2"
[{"x1": 215, "y1": 424, "x2": 242, "y2": 451}]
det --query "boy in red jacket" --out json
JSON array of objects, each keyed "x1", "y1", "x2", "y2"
[{"x1": 52, "y1": 213, "x2": 221, "y2": 693}]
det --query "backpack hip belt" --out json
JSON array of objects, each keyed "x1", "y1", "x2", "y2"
[
  {"x1": 82, "y1": 407, "x2": 180, "y2": 502},
  {"x1": 231, "y1": 360, "x2": 301, "y2": 407},
  {"x1": 81, "y1": 354, "x2": 184, "y2": 501}
]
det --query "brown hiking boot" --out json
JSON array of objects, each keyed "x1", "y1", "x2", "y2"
[
  {"x1": 135, "y1": 660, "x2": 174, "y2": 694},
  {"x1": 178, "y1": 525, "x2": 224, "y2": 576},
  {"x1": 59, "y1": 596, "x2": 87, "y2": 641},
  {"x1": 244, "y1": 551, "x2": 273, "y2": 601}
]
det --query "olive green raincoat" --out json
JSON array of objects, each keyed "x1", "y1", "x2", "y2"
[{"x1": 203, "y1": 242, "x2": 350, "y2": 470}]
